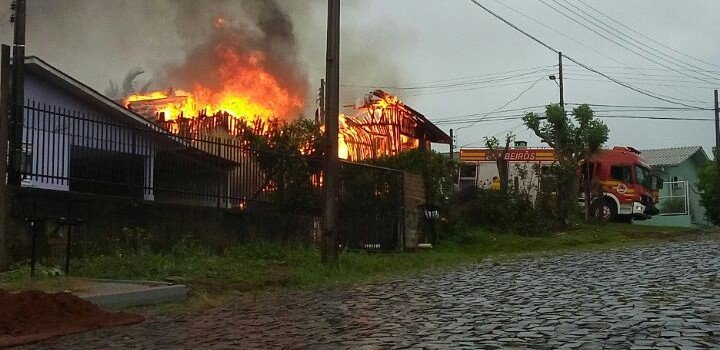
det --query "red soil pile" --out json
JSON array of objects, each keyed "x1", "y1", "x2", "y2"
[{"x1": 0, "y1": 289, "x2": 144, "y2": 348}]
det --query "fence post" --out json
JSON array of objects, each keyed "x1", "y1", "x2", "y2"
[{"x1": 397, "y1": 171, "x2": 405, "y2": 251}]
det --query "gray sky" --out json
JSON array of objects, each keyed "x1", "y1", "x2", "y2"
[{"x1": 1, "y1": 0, "x2": 718, "y2": 157}]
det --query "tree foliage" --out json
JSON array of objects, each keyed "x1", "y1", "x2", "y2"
[
  {"x1": 247, "y1": 118, "x2": 325, "y2": 211},
  {"x1": 698, "y1": 160, "x2": 719, "y2": 225},
  {"x1": 523, "y1": 104, "x2": 609, "y2": 222},
  {"x1": 484, "y1": 133, "x2": 514, "y2": 194},
  {"x1": 368, "y1": 149, "x2": 458, "y2": 206}
]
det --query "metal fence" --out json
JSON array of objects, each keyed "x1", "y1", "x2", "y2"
[
  {"x1": 339, "y1": 161, "x2": 404, "y2": 251},
  {"x1": 658, "y1": 180, "x2": 689, "y2": 216},
  {"x1": 13, "y1": 100, "x2": 404, "y2": 250}
]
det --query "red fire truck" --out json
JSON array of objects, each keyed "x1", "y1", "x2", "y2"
[{"x1": 580, "y1": 146, "x2": 662, "y2": 222}]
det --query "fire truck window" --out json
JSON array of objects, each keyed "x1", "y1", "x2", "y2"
[
  {"x1": 635, "y1": 166, "x2": 651, "y2": 187},
  {"x1": 610, "y1": 165, "x2": 632, "y2": 182}
]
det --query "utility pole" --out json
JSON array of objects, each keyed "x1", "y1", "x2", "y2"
[
  {"x1": 0, "y1": 45, "x2": 11, "y2": 271},
  {"x1": 322, "y1": 0, "x2": 340, "y2": 265},
  {"x1": 715, "y1": 90, "x2": 719, "y2": 182},
  {"x1": 9, "y1": 0, "x2": 26, "y2": 186},
  {"x1": 449, "y1": 129, "x2": 454, "y2": 159},
  {"x1": 558, "y1": 51, "x2": 564, "y2": 108},
  {"x1": 316, "y1": 79, "x2": 326, "y2": 124}
]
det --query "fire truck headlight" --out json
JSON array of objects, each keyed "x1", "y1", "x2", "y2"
[{"x1": 633, "y1": 202, "x2": 645, "y2": 213}]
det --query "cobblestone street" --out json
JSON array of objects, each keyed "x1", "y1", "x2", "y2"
[{"x1": 19, "y1": 239, "x2": 720, "y2": 349}]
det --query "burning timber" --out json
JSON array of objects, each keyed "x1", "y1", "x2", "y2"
[
  {"x1": 126, "y1": 89, "x2": 451, "y2": 162},
  {"x1": 339, "y1": 90, "x2": 451, "y2": 161}
]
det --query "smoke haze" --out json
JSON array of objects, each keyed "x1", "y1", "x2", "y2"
[{"x1": 0, "y1": 0, "x2": 412, "y2": 117}]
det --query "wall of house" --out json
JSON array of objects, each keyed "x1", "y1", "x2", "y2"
[
  {"x1": 637, "y1": 158, "x2": 709, "y2": 228},
  {"x1": 23, "y1": 72, "x2": 156, "y2": 199},
  {"x1": 471, "y1": 161, "x2": 549, "y2": 201}
]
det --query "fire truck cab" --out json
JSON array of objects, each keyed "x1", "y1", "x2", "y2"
[{"x1": 581, "y1": 147, "x2": 663, "y2": 222}]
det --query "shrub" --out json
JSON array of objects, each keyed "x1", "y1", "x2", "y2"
[
  {"x1": 444, "y1": 187, "x2": 553, "y2": 237},
  {"x1": 367, "y1": 149, "x2": 458, "y2": 206},
  {"x1": 698, "y1": 160, "x2": 719, "y2": 225}
]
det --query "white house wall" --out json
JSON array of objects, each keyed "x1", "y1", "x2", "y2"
[{"x1": 23, "y1": 72, "x2": 156, "y2": 200}]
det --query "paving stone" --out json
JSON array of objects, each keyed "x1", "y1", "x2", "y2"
[{"x1": 14, "y1": 238, "x2": 720, "y2": 349}]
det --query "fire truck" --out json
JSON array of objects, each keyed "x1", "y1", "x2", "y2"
[
  {"x1": 580, "y1": 147, "x2": 663, "y2": 222},
  {"x1": 459, "y1": 145, "x2": 663, "y2": 222}
]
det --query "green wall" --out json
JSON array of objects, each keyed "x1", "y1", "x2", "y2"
[{"x1": 637, "y1": 154, "x2": 709, "y2": 228}]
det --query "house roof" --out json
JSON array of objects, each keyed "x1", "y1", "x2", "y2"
[
  {"x1": 371, "y1": 90, "x2": 452, "y2": 144},
  {"x1": 639, "y1": 146, "x2": 709, "y2": 167},
  {"x1": 24, "y1": 56, "x2": 161, "y2": 130},
  {"x1": 21, "y1": 56, "x2": 235, "y2": 169}
]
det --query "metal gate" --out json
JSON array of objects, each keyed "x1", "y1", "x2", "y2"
[
  {"x1": 338, "y1": 161, "x2": 404, "y2": 251},
  {"x1": 658, "y1": 180, "x2": 689, "y2": 216}
]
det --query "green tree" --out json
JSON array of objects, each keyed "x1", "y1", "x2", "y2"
[
  {"x1": 247, "y1": 118, "x2": 325, "y2": 210},
  {"x1": 368, "y1": 149, "x2": 458, "y2": 206},
  {"x1": 484, "y1": 133, "x2": 514, "y2": 194},
  {"x1": 523, "y1": 104, "x2": 609, "y2": 223},
  {"x1": 698, "y1": 159, "x2": 719, "y2": 225}
]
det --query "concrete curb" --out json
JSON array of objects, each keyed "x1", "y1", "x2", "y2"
[{"x1": 79, "y1": 280, "x2": 189, "y2": 309}]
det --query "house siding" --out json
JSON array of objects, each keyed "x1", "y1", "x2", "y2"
[
  {"x1": 22, "y1": 72, "x2": 156, "y2": 200},
  {"x1": 637, "y1": 156, "x2": 709, "y2": 227}
]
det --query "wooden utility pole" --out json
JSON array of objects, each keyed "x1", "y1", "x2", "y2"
[
  {"x1": 0, "y1": 45, "x2": 11, "y2": 270},
  {"x1": 558, "y1": 51, "x2": 564, "y2": 108},
  {"x1": 449, "y1": 129, "x2": 454, "y2": 158},
  {"x1": 9, "y1": 0, "x2": 26, "y2": 186},
  {"x1": 322, "y1": 0, "x2": 340, "y2": 265},
  {"x1": 715, "y1": 90, "x2": 719, "y2": 182},
  {"x1": 317, "y1": 79, "x2": 326, "y2": 124}
]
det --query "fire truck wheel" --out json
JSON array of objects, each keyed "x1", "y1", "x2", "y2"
[{"x1": 592, "y1": 198, "x2": 617, "y2": 222}]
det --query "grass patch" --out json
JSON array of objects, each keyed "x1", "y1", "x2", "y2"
[{"x1": 0, "y1": 223, "x2": 709, "y2": 313}]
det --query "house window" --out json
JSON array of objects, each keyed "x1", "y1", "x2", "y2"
[{"x1": 69, "y1": 145, "x2": 144, "y2": 198}]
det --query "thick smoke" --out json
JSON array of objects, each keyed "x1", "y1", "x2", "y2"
[
  {"x1": 155, "y1": 0, "x2": 308, "y2": 114},
  {"x1": 0, "y1": 0, "x2": 412, "y2": 115}
]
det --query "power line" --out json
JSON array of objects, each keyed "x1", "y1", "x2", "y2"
[
  {"x1": 435, "y1": 102, "x2": 713, "y2": 126},
  {"x1": 566, "y1": 103, "x2": 712, "y2": 111},
  {"x1": 465, "y1": 0, "x2": 709, "y2": 109},
  {"x1": 564, "y1": 70, "x2": 720, "y2": 84},
  {"x1": 340, "y1": 67, "x2": 553, "y2": 91},
  {"x1": 455, "y1": 77, "x2": 545, "y2": 131},
  {"x1": 538, "y1": 0, "x2": 718, "y2": 85},
  {"x1": 566, "y1": 64, "x2": 720, "y2": 74},
  {"x1": 443, "y1": 113, "x2": 716, "y2": 126},
  {"x1": 486, "y1": 0, "x2": 715, "y2": 105},
  {"x1": 574, "y1": 0, "x2": 720, "y2": 71},
  {"x1": 433, "y1": 105, "x2": 547, "y2": 123},
  {"x1": 400, "y1": 78, "x2": 544, "y2": 97},
  {"x1": 556, "y1": 0, "x2": 720, "y2": 80},
  {"x1": 565, "y1": 77, "x2": 717, "y2": 91}
]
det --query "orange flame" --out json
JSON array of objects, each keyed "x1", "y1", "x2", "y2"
[
  {"x1": 338, "y1": 92, "x2": 420, "y2": 161},
  {"x1": 125, "y1": 26, "x2": 303, "y2": 126}
]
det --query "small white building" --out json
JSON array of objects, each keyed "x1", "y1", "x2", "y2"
[{"x1": 459, "y1": 142, "x2": 556, "y2": 199}]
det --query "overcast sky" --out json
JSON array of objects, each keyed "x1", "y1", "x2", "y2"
[{"x1": 0, "y1": 0, "x2": 718, "y2": 157}]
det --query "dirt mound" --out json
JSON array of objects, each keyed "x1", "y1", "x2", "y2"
[{"x1": 0, "y1": 289, "x2": 144, "y2": 348}]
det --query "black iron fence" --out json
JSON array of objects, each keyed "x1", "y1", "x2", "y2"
[
  {"x1": 339, "y1": 161, "x2": 404, "y2": 251},
  {"x1": 12, "y1": 101, "x2": 404, "y2": 251}
]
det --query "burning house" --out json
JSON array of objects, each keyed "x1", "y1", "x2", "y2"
[
  {"x1": 339, "y1": 90, "x2": 452, "y2": 162},
  {"x1": 16, "y1": 56, "x2": 235, "y2": 206}
]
